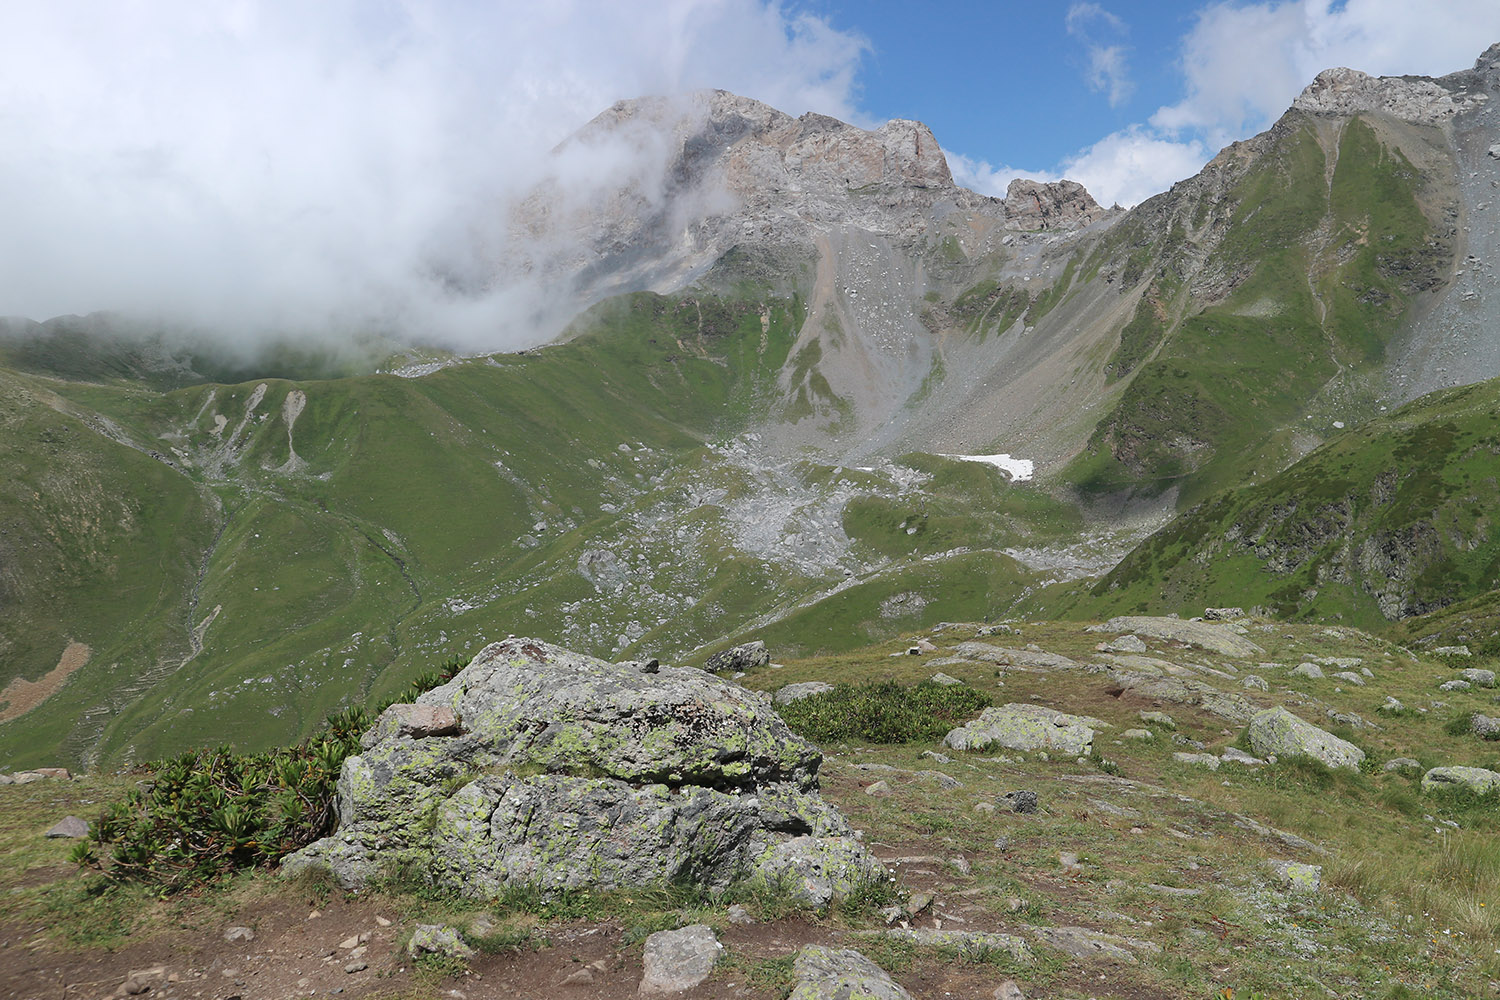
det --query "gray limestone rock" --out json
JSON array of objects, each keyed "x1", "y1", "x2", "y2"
[
  {"x1": 43, "y1": 815, "x2": 89, "y2": 839},
  {"x1": 1461, "y1": 668, "x2": 1497, "y2": 688},
  {"x1": 1241, "y1": 674, "x2": 1270, "y2": 692},
  {"x1": 1422, "y1": 765, "x2": 1500, "y2": 795},
  {"x1": 775, "y1": 682, "x2": 834, "y2": 705},
  {"x1": 407, "y1": 924, "x2": 474, "y2": 960},
  {"x1": 788, "y1": 946, "x2": 912, "y2": 1000},
  {"x1": 1173, "y1": 752, "x2": 1221, "y2": 770},
  {"x1": 1384, "y1": 757, "x2": 1421, "y2": 772},
  {"x1": 1291, "y1": 663, "x2": 1325, "y2": 680},
  {"x1": 1097, "y1": 634, "x2": 1147, "y2": 654},
  {"x1": 1246, "y1": 707, "x2": 1365, "y2": 770},
  {"x1": 1267, "y1": 861, "x2": 1322, "y2": 893},
  {"x1": 1032, "y1": 925, "x2": 1161, "y2": 964},
  {"x1": 1439, "y1": 679, "x2": 1472, "y2": 692},
  {"x1": 639, "y1": 925, "x2": 721, "y2": 995},
  {"x1": 943, "y1": 704, "x2": 1103, "y2": 754},
  {"x1": 1086, "y1": 616, "x2": 1265, "y2": 658},
  {"x1": 751, "y1": 836, "x2": 889, "y2": 908},
  {"x1": 286, "y1": 637, "x2": 882, "y2": 901},
  {"x1": 704, "y1": 641, "x2": 770, "y2": 675},
  {"x1": 929, "y1": 671, "x2": 962, "y2": 686},
  {"x1": 1472, "y1": 713, "x2": 1500, "y2": 739}
]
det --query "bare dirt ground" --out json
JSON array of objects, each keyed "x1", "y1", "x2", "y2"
[{"x1": 0, "y1": 642, "x2": 92, "y2": 723}]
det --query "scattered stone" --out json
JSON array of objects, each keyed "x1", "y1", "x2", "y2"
[
  {"x1": 1058, "y1": 851, "x2": 1080, "y2": 869},
  {"x1": 1121, "y1": 728, "x2": 1154, "y2": 740},
  {"x1": 339, "y1": 934, "x2": 361, "y2": 949},
  {"x1": 1097, "y1": 634, "x2": 1148, "y2": 654},
  {"x1": 639, "y1": 924, "x2": 721, "y2": 995},
  {"x1": 1170, "y1": 733, "x2": 1206, "y2": 749},
  {"x1": 1139, "y1": 711, "x2": 1175, "y2": 728},
  {"x1": 122, "y1": 978, "x2": 149, "y2": 995},
  {"x1": 1473, "y1": 714, "x2": 1500, "y2": 738},
  {"x1": 1379, "y1": 697, "x2": 1406, "y2": 714},
  {"x1": 994, "y1": 980, "x2": 1027, "y2": 1000},
  {"x1": 344, "y1": 962, "x2": 368, "y2": 974},
  {"x1": 704, "y1": 641, "x2": 770, "y2": 674},
  {"x1": 1325, "y1": 709, "x2": 1376, "y2": 730},
  {"x1": 1442, "y1": 678, "x2": 1475, "y2": 692},
  {"x1": 223, "y1": 926, "x2": 255, "y2": 943},
  {"x1": 973, "y1": 802, "x2": 996, "y2": 814},
  {"x1": 1241, "y1": 674, "x2": 1269, "y2": 692},
  {"x1": 11, "y1": 772, "x2": 44, "y2": 784},
  {"x1": 1267, "y1": 861, "x2": 1322, "y2": 893},
  {"x1": 561, "y1": 968, "x2": 594, "y2": 986},
  {"x1": 1221, "y1": 747, "x2": 1266, "y2": 766},
  {"x1": 1422, "y1": 766, "x2": 1500, "y2": 795},
  {"x1": 1003, "y1": 789, "x2": 1038, "y2": 814},
  {"x1": 1203, "y1": 607, "x2": 1245, "y2": 621},
  {"x1": 950, "y1": 642, "x2": 1080, "y2": 670},
  {"x1": 774, "y1": 682, "x2": 833, "y2": 705},
  {"x1": 906, "y1": 891, "x2": 933, "y2": 915},
  {"x1": 727, "y1": 904, "x2": 754, "y2": 925},
  {"x1": 1332, "y1": 671, "x2": 1365, "y2": 686},
  {"x1": 1384, "y1": 757, "x2": 1421, "y2": 772},
  {"x1": 915, "y1": 639, "x2": 938, "y2": 654},
  {"x1": 375, "y1": 915, "x2": 392, "y2": 927},
  {"x1": 1434, "y1": 645, "x2": 1472, "y2": 658},
  {"x1": 1246, "y1": 707, "x2": 1365, "y2": 770},
  {"x1": 407, "y1": 924, "x2": 475, "y2": 961},
  {"x1": 944, "y1": 703, "x2": 1103, "y2": 754},
  {"x1": 43, "y1": 815, "x2": 89, "y2": 839},
  {"x1": 1173, "y1": 752, "x2": 1221, "y2": 770},
  {"x1": 1087, "y1": 798, "x2": 1141, "y2": 819},
  {"x1": 359, "y1": 703, "x2": 460, "y2": 750},
  {"x1": 1031, "y1": 926, "x2": 1161, "y2": 964},
  {"x1": 789, "y1": 945, "x2": 912, "y2": 1000},
  {"x1": 1291, "y1": 663, "x2": 1325, "y2": 679},
  {"x1": 865, "y1": 780, "x2": 892, "y2": 797},
  {"x1": 1462, "y1": 668, "x2": 1497, "y2": 688},
  {"x1": 1085, "y1": 616, "x2": 1265, "y2": 658},
  {"x1": 921, "y1": 750, "x2": 952, "y2": 764},
  {"x1": 929, "y1": 671, "x2": 962, "y2": 686}
]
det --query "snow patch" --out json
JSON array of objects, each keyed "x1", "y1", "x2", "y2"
[{"x1": 942, "y1": 453, "x2": 1035, "y2": 482}]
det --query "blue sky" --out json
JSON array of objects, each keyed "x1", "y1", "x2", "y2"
[{"x1": 1, "y1": 1, "x2": 1498, "y2": 331}]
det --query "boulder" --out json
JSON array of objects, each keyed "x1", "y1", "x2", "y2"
[
  {"x1": 775, "y1": 682, "x2": 833, "y2": 705},
  {"x1": 1291, "y1": 663, "x2": 1325, "y2": 679},
  {"x1": 1471, "y1": 713, "x2": 1500, "y2": 739},
  {"x1": 704, "y1": 641, "x2": 770, "y2": 675},
  {"x1": 788, "y1": 946, "x2": 912, "y2": 1000},
  {"x1": 1202, "y1": 607, "x2": 1245, "y2": 621},
  {"x1": 639, "y1": 925, "x2": 721, "y2": 994},
  {"x1": 750, "y1": 836, "x2": 889, "y2": 908},
  {"x1": 1267, "y1": 861, "x2": 1322, "y2": 893},
  {"x1": 1097, "y1": 634, "x2": 1147, "y2": 654},
  {"x1": 43, "y1": 815, "x2": 89, "y2": 839},
  {"x1": 1031, "y1": 925, "x2": 1161, "y2": 964},
  {"x1": 943, "y1": 704, "x2": 1103, "y2": 755},
  {"x1": 1086, "y1": 616, "x2": 1265, "y2": 658},
  {"x1": 407, "y1": 924, "x2": 474, "y2": 960},
  {"x1": 1422, "y1": 765, "x2": 1500, "y2": 795},
  {"x1": 1461, "y1": 668, "x2": 1497, "y2": 688},
  {"x1": 285, "y1": 638, "x2": 883, "y2": 901},
  {"x1": 1246, "y1": 707, "x2": 1365, "y2": 770},
  {"x1": 359, "y1": 703, "x2": 459, "y2": 750}
]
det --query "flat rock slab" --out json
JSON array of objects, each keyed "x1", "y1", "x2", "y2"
[
  {"x1": 43, "y1": 815, "x2": 89, "y2": 838},
  {"x1": 1422, "y1": 765, "x2": 1500, "y2": 795},
  {"x1": 1088, "y1": 617, "x2": 1265, "y2": 659},
  {"x1": 1033, "y1": 925, "x2": 1161, "y2": 964},
  {"x1": 944, "y1": 703, "x2": 1103, "y2": 754},
  {"x1": 1247, "y1": 707, "x2": 1364, "y2": 770},
  {"x1": 639, "y1": 924, "x2": 721, "y2": 994},
  {"x1": 789, "y1": 945, "x2": 912, "y2": 1000},
  {"x1": 949, "y1": 643, "x2": 1083, "y2": 671}
]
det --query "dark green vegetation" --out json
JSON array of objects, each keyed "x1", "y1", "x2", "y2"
[
  {"x1": 1071, "y1": 377, "x2": 1500, "y2": 627},
  {"x1": 776, "y1": 679, "x2": 991, "y2": 743}
]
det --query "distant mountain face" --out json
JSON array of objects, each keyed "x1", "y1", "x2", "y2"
[{"x1": 6, "y1": 46, "x2": 1500, "y2": 768}]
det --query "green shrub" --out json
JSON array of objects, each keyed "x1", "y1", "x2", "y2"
[
  {"x1": 776, "y1": 680, "x2": 991, "y2": 743},
  {"x1": 74, "y1": 656, "x2": 468, "y2": 890}
]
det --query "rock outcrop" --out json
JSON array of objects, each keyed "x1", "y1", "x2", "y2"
[
  {"x1": 285, "y1": 638, "x2": 884, "y2": 902},
  {"x1": 943, "y1": 703, "x2": 1104, "y2": 754},
  {"x1": 1245, "y1": 707, "x2": 1365, "y2": 770},
  {"x1": 1003, "y1": 178, "x2": 1108, "y2": 230}
]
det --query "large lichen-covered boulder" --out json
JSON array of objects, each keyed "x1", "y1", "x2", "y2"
[
  {"x1": 943, "y1": 703, "x2": 1104, "y2": 754},
  {"x1": 284, "y1": 638, "x2": 882, "y2": 901},
  {"x1": 1421, "y1": 765, "x2": 1500, "y2": 795},
  {"x1": 788, "y1": 946, "x2": 913, "y2": 1000},
  {"x1": 1246, "y1": 707, "x2": 1365, "y2": 770}
]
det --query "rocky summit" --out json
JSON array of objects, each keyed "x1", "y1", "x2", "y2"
[{"x1": 286, "y1": 638, "x2": 885, "y2": 905}]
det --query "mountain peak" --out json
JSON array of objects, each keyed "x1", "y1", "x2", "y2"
[{"x1": 1292, "y1": 65, "x2": 1460, "y2": 125}]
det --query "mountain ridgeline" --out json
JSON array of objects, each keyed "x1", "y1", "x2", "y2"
[{"x1": 5, "y1": 46, "x2": 1500, "y2": 767}]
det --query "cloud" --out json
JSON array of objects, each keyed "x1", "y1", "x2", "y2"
[
  {"x1": 1066, "y1": 2, "x2": 1133, "y2": 108},
  {"x1": 945, "y1": 152, "x2": 1060, "y2": 200},
  {"x1": 1153, "y1": 0, "x2": 1500, "y2": 148},
  {"x1": 1060, "y1": 128, "x2": 1212, "y2": 209},
  {"x1": 0, "y1": 1, "x2": 869, "y2": 348}
]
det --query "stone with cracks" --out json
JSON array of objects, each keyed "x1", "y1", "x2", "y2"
[
  {"x1": 1422, "y1": 765, "x2": 1500, "y2": 795},
  {"x1": 1086, "y1": 616, "x2": 1265, "y2": 658},
  {"x1": 285, "y1": 638, "x2": 883, "y2": 901},
  {"x1": 359, "y1": 703, "x2": 459, "y2": 750},
  {"x1": 407, "y1": 924, "x2": 474, "y2": 960},
  {"x1": 788, "y1": 946, "x2": 912, "y2": 1000},
  {"x1": 704, "y1": 641, "x2": 770, "y2": 675},
  {"x1": 1246, "y1": 707, "x2": 1365, "y2": 770},
  {"x1": 639, "y1": 925, "x2": 721, "y2": 994},
  {"x1": 943, "y1": 703, "x2": 1104, "y2": 754}
]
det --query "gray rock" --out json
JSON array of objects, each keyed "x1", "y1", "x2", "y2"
[
  {"x1": 1291, "y1": 663, "x2": 1325, "y2": 679},
  {"x1": 1267, "y1": 861, "x2": 1322, "y2": 893},
  {"x1": 949, "y1": 642, "x2": 1081, "y2": 670},
  {"x1": 344, "y1": 961, "x2": 368, "y2": 974},
  {"x1": 1121, "y1": 728, "x2": 1154, "y2": 740},
  {"x1": 1379, "y1": 697, "x2": 1406, "y2": 714},
  {"x1": 865, "y1": 780, "x2": 892, "y2": 797},
  {"x1": 1086, "y1": 616, "x2": 1265, "y2": 658},
  {"x1": 1031, "y1": 925, "x2": 1161, "y2": 964},
  {"x1": 286, "y1": 638, "x2": 881, "y2": 900},
  {"x1": 1384, "y1": 757, "x2": 1421, "y2": 772},
  {"x1": 788, "y1": 946, "x2": 912, "y2": 1000},
  {"x1": 774, "y1": 682, "x2": 833, "y2": 705},
  {"x1": 704, "y1": 641, "x2": 770, "y2": 675},
  {"x1": 994, "y1": 980, "x2": 1027, "y2": 1000},
  {"x1": 359, "y1": 703, "x2": 460, "y2": 750},
  {"x1": 1462, "y1": 668, "x2": 1497, "y2": 688},
  {"x1": 944, "y1": 703, "x2": 1103, "y2": 754},
  {"x1": 43, "y1": 815, "x2": 89, "y2": 839},
  {"x1": 1332, "y1": 671, "x2": 1365, "y2": 686},
  {"x1": 1203, "y1": 607, "x2": 1245, "y2": 621},
  {"x1": 1004, "y1": 789, "x2": 1038, "y2": 814},
  {"x1": 1139, "y1": 711, "x2": 1175, "y2": 728},
  {"x1": 1241, "y1": 674, "x2": 1269, "y2": 692},
  {"x1": 1434, "y1": 645, "x2": 1473, "y2": 658},
  {"x1": 1097, "y1": 634, "x2": 1147, "y2": 654},
  {"x1": 751, "y1": 836, "x2": 889, "y2": 908},
  {"x1": 1221, "y1": 747, "x2": 1266, "y2": 766},
  {"x1": 1422, "y1": 766, "x2": 1500, "y2": 795},
  {"x1": 1173, "y1": 752, "x2": 1220, "y2": 770},
  {"x1": 224, "y1": 926, "x2": 255, "y2": 943},
  {"x1": 929, "y1": 672, "x2": 962, "y2": 686},
  {"x1": 1440, "y1": 679, "x2": 1473, "y2": 692},
  {"x1": 727, "y1": 904, "x2": 754, "y2": 925},
  {"x1": 639, "y1": 925, "x2": 721, "y2": 995},
  {"x1": 1472, "y1": 713, "x2": 1500, "y2": 738},
  {"x1": 1246, "y1": 707, "x2": 1365, "y2": 770},
  {"x1": 407, "y1": 924, "x2": 474, "y2": 960}
]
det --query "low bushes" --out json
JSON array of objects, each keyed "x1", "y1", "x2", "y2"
[{"x1": 777, "y1": 680, "x2": 990, "y2": 744}]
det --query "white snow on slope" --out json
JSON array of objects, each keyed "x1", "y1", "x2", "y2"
[{"x1": 942, "y1": 453, "x2": 1034, "y2": 482}]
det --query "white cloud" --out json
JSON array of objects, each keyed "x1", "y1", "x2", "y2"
[
  {"x1": 0, "y1": 1, "x2": 869, "y2": 346},
  {"x1": 1060, "y1": 128, "x2": 1212, "y2": 209},
  {"x1": 945, "y1": 152, "x2": 1060, "y2": 200},
  {"x1": 1066, "y1": 2, "x2": 1133, "y2": 108},
  {"x1": 1154, "y1": 0, "x2": 1500, "y2": 148}
]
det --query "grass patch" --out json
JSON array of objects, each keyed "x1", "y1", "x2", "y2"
[{"x1": 776, "y1": 680, "x2": 991, "y2": 743}]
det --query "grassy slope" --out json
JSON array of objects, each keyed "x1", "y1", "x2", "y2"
[{"x1": 1063, "y1": 376, "x2": 1500, "y2": 625}]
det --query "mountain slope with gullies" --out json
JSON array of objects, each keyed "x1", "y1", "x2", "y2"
[{"x1": 7, "y1": 46, "x2": 1500, "y2": 767}]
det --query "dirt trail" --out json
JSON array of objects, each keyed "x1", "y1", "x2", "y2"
[{"x1": 0, "y1": 642, "x2": 91, "y2": 723}]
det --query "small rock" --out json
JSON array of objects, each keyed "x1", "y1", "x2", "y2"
[
  {"x1": 1384, "y1": 757, "x2": 1420, "y2": 772},
  {"x1": 407, "y1": 924, "x2": 474, "y2": 960},
  {"x1": 639, "y1": 924, "x2": 721, "y2": 995},
  {"x1": 122, "y1": 979, "x2": 149, "y2": 995},
  {"x1": 1098, "y1": 634, "x2": 1147, "y2": 654},
  {"x1": 865, "y1": 780, "x2": 892, "y2": 797},
  {"x1": 930, "y1": 671, "x2": 962, "y2": 686},
  {"x1": 950, "y1": 854, "x2": 972, "y2": 876},
  {"x1": 224, "y1": 926, "x2": 255, "y2": 943},
  {"x1": 1291, "y1": 663, "x2": 1325, "y2": 679},
  {"x1": 1241, "y1": 674, "x2": 1269, "y2": 692},
  {"x1": 1435, "y1": 645, "x2": 1472, "y2": 658},
  {"x1": 973, "y1": 801, "x2": 996, "y2": 814},
  {"x1": 1379, "y1": 697, "x2": 1405, "y2": 714},
  {"x1": 1220, "y1": 747, "x2": 1265, "y2": 766},
  {"x1": 993, "y1": 835, "x2": 1009, "y2": 851},
  {"x1": 1174, "y1": 752, "x2": 1220, "y2": 770},
  {"x1": 1058, "y1": 851, "x2": 1080, "y2": 869},
  {"x1": 1139, "y1": 711, "x2": 1175, "y2": 728},
  {"x1": 1003, "y1": 789, "x2": 1038, "y2": 814},
  {"x1": 727, "y1": 904, "x2": 754, "y2": 925},
  {"x1": 789, "y1": 946, "x2": 912, "y2": 1000},
  {"x1": 1472, "y1": 714, "x2": 1500, "y2": 738},
  {"x1": 1268, "y1": 860, "x2": 1322, "y2": 893},
  {"x1": 344, "y1": 962, "x2": 368, "y2": 974},
  {"x1": 339, "y1": 934, "x2": 361, "y2": 950},
  {"x1": 994, "y1": 979, "x2": 1027, "y2": 1000},
  {"x1": 1439, "y1": 679, "x2": 1472, "y2": 692},
  {"x1": 1203, "y1": 607, "x2": 1244, "y2": 621},
  {"x1": 43, "y1": 815, "x2": 89, "y2": 839},
  {"x1": 1462, "y1": 668, "x2": 1497, "y2": 688},
  {"x1": 375, "y1": 915, "x2": 392, "y2": 927},
  {"x1": 916, "y1": 639, "x2": 938, "y2": 653},
  {"x1": 774, "y1": 681, "x2": 834, "y2": 705},
  {"x1": 907, "y1": 891, "x2": 934, "y2": 915},
  {"x1": 704, "y1": 641, "x2": 769, "y2": 675},
  {"x1": 1332, "y1": 671, "x2": 1365, "y2": 686},
  {"x1": 561, "y1": 968, "x2": 594, "y2": 986},
  {"x1": 1121, "y1": 728, "x2": 1154, "y2": 740},
  {"x1": 880, "y1": 905, "x2": 904, "y2": 924}
]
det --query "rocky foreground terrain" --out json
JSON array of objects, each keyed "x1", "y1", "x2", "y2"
[{"x1": 6, "y1": 615, "x2": 1500, "y2": 999}]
